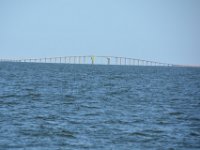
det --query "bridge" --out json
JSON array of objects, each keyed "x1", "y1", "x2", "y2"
[{"x1": 0, "y1": 55, "x2": 174, "y2": 67}]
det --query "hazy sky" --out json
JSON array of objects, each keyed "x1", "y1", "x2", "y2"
[{"x1": 0, "y1": 0, "x2": 200, "y2": 65}]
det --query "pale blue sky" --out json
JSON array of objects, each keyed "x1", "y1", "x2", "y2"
[{"x1": 0, "y1": 0, "x2": 200, "y2": 65}]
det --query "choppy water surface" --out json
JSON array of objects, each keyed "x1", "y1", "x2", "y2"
[{"x1": 0, "y1": 62, "x2": 200, "y2": 150}]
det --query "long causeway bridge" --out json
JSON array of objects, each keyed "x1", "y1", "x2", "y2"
[{"x1": 0, "y1": 55, "x2": 175, "y2": 67}]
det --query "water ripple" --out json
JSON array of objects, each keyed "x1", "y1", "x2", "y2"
[{"x1": 0, "y1": 63, "x2": 200, "y2": 149}]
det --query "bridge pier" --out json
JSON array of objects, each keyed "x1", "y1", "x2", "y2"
[
  {"x1": 79, "y1": 56, "x2": 81, "y2": 64},
  {"x1": 115, "y1": 57, "x2": 117, "y2": 65},
  {"x1": 132, "y1": 59, "x2": 134, "y2": 66},
  {"x1": 83, "y1": 56, "x2": 86, "y2": 64},
  {"x1": 107, "y1": 57, "x2": 110, "y2": 65},
  {"x1": 91, "y1": 56, "x2": 95, "y2": 64}
]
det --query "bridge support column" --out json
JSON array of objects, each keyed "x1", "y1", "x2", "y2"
[
  {"x1": 64, "y1": 57, "x2": 66, "y2": 63},
  {"x1": 115, "y1": 57, "x2": 118, "y2": 65},
  {"x1": 107, "y1": 57, "x2": 110, "y2": 65},
  {"x1": 83, "y1": 56, "x2": 86, "y2": 64},
  {"x1": 91, "y1": 56, "x2": 95, "y2": 65},
  {"x1": 68, "y1": 57, "x2": 71, "y2": 64},
  {"x1": 79, "y1": 56, "x2": 81, "y2": 64}
]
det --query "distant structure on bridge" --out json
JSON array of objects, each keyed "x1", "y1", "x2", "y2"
[{"x1": 0, "y1": 55, "x2": 174, "y2": 67}]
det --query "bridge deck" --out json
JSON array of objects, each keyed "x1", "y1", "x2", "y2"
[{"x1": 0, "y1": 56, "x2": 174, "y2": 67}]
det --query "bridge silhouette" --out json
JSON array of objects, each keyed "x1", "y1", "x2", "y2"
[{"x1": 0, "y1": 55, "x2": 174, "y2": 67}]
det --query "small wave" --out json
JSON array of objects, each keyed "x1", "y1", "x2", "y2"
[
  {"x1": 190, "y1": 132, "x2": 200, "y2": 137},
  {"x1": 64, "y1": 94, "x2": 76, "y2": 100},
  {"x1": 1, "y1": 101, "x2": 19, "y2": 105},
  {"x1": 28, "y1": 93, "x2": 41, "y2": 98},
  {"x1": 20, "y1": 128, "x2": 75, "y2": 138},
  {"x1": 80, "y1": 104, "x2": 100, "y2": 109},
  {"x1": 129, "y1": 132, "x2": 151, "y2": 137},
  {"x1": 56, "y1": 130, "x2": 75, "y2": 138},
  {"x1": 157, "y1": 121, "x2": 171, "y2": 125},
  {"x1": 84, "y1": 112, "x2": 100, "y2": 116},
  {"x1": 24, "y1": 88, "x2": 34, "y2": 91},
  {"x1": 169, "y1": 111, "x2": 183, "y2": 116},
  {"x1": 0, "y1": 94, "x2": 18, "y2": 99}
]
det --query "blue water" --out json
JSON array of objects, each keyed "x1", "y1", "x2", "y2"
[{"x1": 0, "y1": 62, "x2": 200, "y2": 150}]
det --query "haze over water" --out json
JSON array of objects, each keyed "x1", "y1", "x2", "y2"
[{"x1": 0, "y1": 62, "x2": 200, "y2": 149}]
